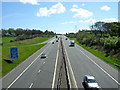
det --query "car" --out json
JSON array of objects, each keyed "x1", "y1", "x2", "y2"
[
  {"x1": 52, "y1": 42, "x2": 54, "y2": 44},
  {"x1": 56, "y1": 40, "x2": 58, "y2": 42},
  {"x1": 65, "y1": 38, "x2": 68, "y2": 40},
  {"x1": 83, "y1": 75, "x2": 100, "y2": 89},
  {"x1": 41, "y1": 53, "x2": 47, "y2": 58},
  {"x1": 69, "y1": 40, "x2": 75, "y2": 47}
]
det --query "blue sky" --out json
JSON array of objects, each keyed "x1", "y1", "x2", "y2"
[{"x1": 2, "y1": 1, "x2": 118, "y2": 34}]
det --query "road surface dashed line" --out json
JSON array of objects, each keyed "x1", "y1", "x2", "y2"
[
  {"x1": 6, "y1": 44, "x2": 51, "y2": 89},
  {"x1": 38, "y1": 70, "x2": 41, "y2": 73},
  {"x1": 29, "y1": 83, "x2": 33, "y2": 88},
  {"x1": 43, "y1": 62, "x2": 45, "y2": 64}
]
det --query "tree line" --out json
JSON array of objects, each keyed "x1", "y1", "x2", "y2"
[
  {"x1": 90, "y1": 22, "x2": 120, "y2": 37},
  {"x1": 66, "y1": 22, "x2": 120, "y2": 60},
  {"x1": 1, "y1": 28, "x2": 54, "y2": 42},
  {"x1": 1, "y1": 28, "x2": 54, "y2": 37}
]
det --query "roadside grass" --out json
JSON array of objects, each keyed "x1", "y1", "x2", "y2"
[
  {"x1": 2, "y1": 44, "x2": 46, "y2": 77},
  {"x1": 0, "y1": 37, "x2": 2, "y2": 43},
  {"x1": 0, "y1": 45, "x2": 2, "y2": 77},
  {"x1": 3, "y1": 37, "x2": 51, "y2": 47},
  {"x1": 0, "y1": 37, "x2": 2, "y2": 77},
  {"x1": 2, "y1": 36, "x2": 52, "y2": 77},
  {"x1": 70, "y1": 38, "x2": 120, "y2": 70},
  {"x1": 2, "y1": 37, "x2": 16, "y2": 43}
]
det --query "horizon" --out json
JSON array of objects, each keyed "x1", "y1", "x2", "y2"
[{"x1": 2, "y1": 1, "x2": 118, "y2": 34}]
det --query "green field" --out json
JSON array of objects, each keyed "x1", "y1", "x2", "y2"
[
  {"x1": 2, "y1": 36, "x2": 52, "y2": 77},
  {"x1": 70, "y1": 38, "x2": 120, "y2": 70},
  {"x1": 3, "y1": 37, "x2": 50, "y2": 47},
  {"x1": 2, "y1": 37, "x2": 16, "y2": 43},
  {"x1": 0, "y1": 45, "x2": 2, "y2": 77}
]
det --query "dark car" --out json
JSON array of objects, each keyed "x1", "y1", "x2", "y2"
[
  {"x1": 41, "y1": 53, "x2": 47, "y2": 58},
  {"x1": 52, "y1": 42, "x2": 54, "y2": 44},
  {"x1": 66, "y1": 38, "x2": 68, "y2": 40},
  {"x1": 56, "y1": 40, "x2": 58, "y2": 42}
]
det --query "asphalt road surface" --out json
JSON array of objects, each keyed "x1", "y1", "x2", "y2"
[
  {"x1": 2, "y1": 35, "x2": 120, "y2": 89},
  {"x1": 62, "y1": 35, "x2": 119, "y2": 89},
  {"x1": 2, "y1": 37, "x2": 59, "y2": 88}
]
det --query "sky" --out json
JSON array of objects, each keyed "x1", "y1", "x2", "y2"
[{"x1": 2, "y1": 0, "x2": 119, "y2": 34}]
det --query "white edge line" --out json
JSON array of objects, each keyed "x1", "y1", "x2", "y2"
[
  {"x1": 63, "y1": 41, "x2": 72, "y2": 88},
  {"x1": 6, "y1": 44, "x2": 51, "y2": 89},
  {"x1": 63, "y1": 40, "x2": 78, "y2": 88},
  {"x1": 52, "y1": 41, "x2": 59, "y2": 88},
  {"x1": 78, "y1": 48, "x2": 120, "y2": 86},
  {"x1": 29, "y1": 83, "x2": 33, "y2": 88},
  {"x1": 2, "y1": 38, "x2": 54, "y2": 79}
]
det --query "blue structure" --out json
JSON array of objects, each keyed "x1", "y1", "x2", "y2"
[{"x1": 10, "y1": 47, "x2": 18, "y2": 59}]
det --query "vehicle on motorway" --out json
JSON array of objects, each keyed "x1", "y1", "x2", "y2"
[
  {"x1": 56, "y1": 40, "x2": 58, "y2": 42},
  {"x1": 70, "y1": 40, "x2": 75, "y2": 47},
  {"x1": 41, "y1": 53, "x2": 47, "y2": 58},
  {"x1": 83, "y1": 75, "x2": 100, "y2": 89},
  {"x1": 56, "y1": 35, "x2": 58, "y2": 38}
]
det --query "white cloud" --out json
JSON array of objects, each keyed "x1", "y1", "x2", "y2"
[
  {"x1": 37, "y1": 2, "x2": 66, "y2": 17},
  {"x1": 81, "y1": 18, "x2": 96, "y2": 23},
  {"x1": 101, "y1": 5, "x2": 111, "y2": 11},
  {"x1": 61, "y1": 18, "x2": 118, "y2": 25},
  {"x1": 72, "y1": 4, "x2": 78, "y2": 8},
  {"x1": 61, "y1": 18, "x2": 96, "y2": 24},
  {"x1": 100, "y1": 18, "x2": 118, "y2": 22},
  {"x1": 20, "y1": 0, "x2": 39, "y2": 5},
  {"x1": 70, "y1": 8, "x2": 93, "y2": 18},
  {"x1": 61, "y1": 21, "x2": 76, "y2": 24},
  {"x1": 81, "y1": 4, "x2": 85, "y2": 6}
]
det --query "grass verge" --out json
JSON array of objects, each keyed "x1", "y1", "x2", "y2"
[
  {"x1": 2, "y1": 36, "x2": 53, "y2": 77},
  {"x1": 2, "y1": 44, "x2": 46, "y2": 77},
  {"x1": 3, "y1": 37, "x2": 51, "y2": 46},
  {"x1": 70, "y1": 38, "x2": 120, "y2": 70}
]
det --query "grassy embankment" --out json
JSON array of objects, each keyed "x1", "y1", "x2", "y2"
[
  {"x1": 0, "y1": 37, "x2": 2, "y2": 77},
  {"x1": 70, "y1": 38, "x2": 120, "y2": 70},
  {"x1": 2, "y1": 36, "x2": 52, "y2": 77}
]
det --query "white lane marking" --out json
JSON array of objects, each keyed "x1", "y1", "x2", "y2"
[
  {"x1": 6, "y1": 44, "x2": 51, "y2": 89},
  {"x1": 43, "y1": 62, "x2": 45, "y2": 64},
  {"x1": 77, "y1": 46, "x2": 120, "y2": 86},
  {"x1": 2, "y1": 38, "x2": 54, "y2": 80},
  {"x1": 29, "y1": 83, "x2": 33, "y2": 88},
  {"x1": 38, "y1": 70, "x2": 41, "y2": 73},
  {"x1": 52, "y1": 40, "x2": 59, "y2": 88},
  {"x1": 63, "y1": 40, "x2": 78, "y2": 88}
]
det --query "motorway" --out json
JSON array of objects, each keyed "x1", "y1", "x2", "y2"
[
  {"x1": 2, "y1": 37, "x2": 59, "y2": 88},
  {"x1": 63, "y1": 36, "x2": 119, "y2": 89},
  {"x1": 2, "y1": 35, "x2": 120, "y2": 89}
]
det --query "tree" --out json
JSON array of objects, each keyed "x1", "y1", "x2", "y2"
[
  {"x1": 15, "y1": 28, "x2": 24, "y2": 36},
  {"x1": 2, "y1": 29, "x2": 7, "y2": 36},
  {"x1": 94, "y1": 22, "x2": 105, "y2": 37},
  {"x1": 104, "y1": 22, "x2": 120, "y2": 37},
  {"x1": 8, "y1": 28, "x2": 14, "y2": 35},
  {"x1": 90, "y1": 24, "x2": 97, "y2": 35}
]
